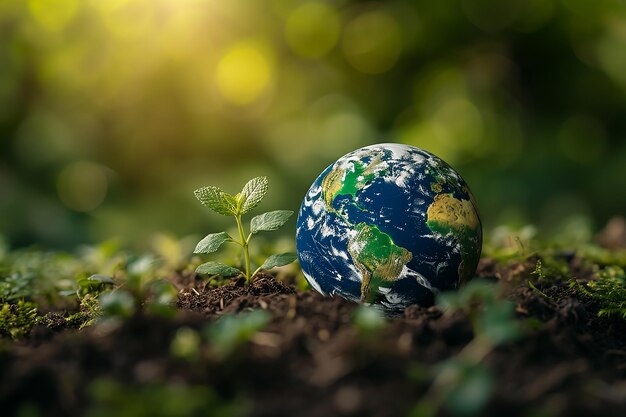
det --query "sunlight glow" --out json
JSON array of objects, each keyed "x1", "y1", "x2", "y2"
[
  {"x1": 28, "y1": 0, "x2": 79, "y2": 31},
  {"x1": 215, "y1": 41, "x2": 274, "y2": 105}
]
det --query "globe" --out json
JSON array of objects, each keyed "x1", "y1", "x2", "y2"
[{"x1": 296, "y1": 143, "x2": 482, "y2": 312}]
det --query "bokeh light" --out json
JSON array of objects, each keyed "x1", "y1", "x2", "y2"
[
  {"x1": 558, "y1": 116, "x2": 607, "y2": 165},
  {"x1": 0, "y1": 0, "x2": 625, "y2": 248},
  {"x1": 28, "y1": 0, "x2": 79, "y2": 32},
  {"x1": 342, "y1": 8, "x2": 403, "y2": 74},
  {"x1": 57, "y1": 161, "x2": 109, "y2": 212},
  {"x1": 215, "y1": 40, "x2": 274, "y2": 105},
  {"x1": 285, "y1": 2, "x2": 341, "y2": 58}
]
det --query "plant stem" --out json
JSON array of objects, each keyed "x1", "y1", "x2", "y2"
[{"x1": 235, "y1": 215, "x2": 251, "y2": 282}]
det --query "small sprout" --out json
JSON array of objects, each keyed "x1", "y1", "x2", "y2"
[
  {"x1": 204, "y1": 310, "x2": 271, "y2": 358},
  {"x1": 170, "y1": 327, "x2": 202, "y2": 361},
  {"x1": 193, "y1": 177, "x2": 296, "y2": 283},
  {"x1": 531, "y1": 258, "x2": 569, "y2": 285},
  {"x1": 531, "y1": 259, "x2": 545, "y2": 280}
]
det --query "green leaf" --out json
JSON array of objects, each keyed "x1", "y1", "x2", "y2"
[
  {"x1": 194, "y1": 186, "x2": 237, "y2": 216},
  {"x1": 88, "y1": 274, "x2": 115, "y2": 285},
  {"x1": 240, "y1": 176, "x2": 268, "y2": 214},
  {"x1": 250, "y1": 210, "x2": 293, "y2": 234},
  {"x1": 259, "y1": 253, "x2": 297, "y2": 271},
  {"x1": 196, "y1": 261, "x2": 242, "y2": 277},
  {"x1": 193, "y1": 232, "x2": 233, "y2": 254}
]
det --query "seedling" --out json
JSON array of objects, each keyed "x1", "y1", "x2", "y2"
[{"x1": 193, "y1": 176, "x2": 296, "y2": 283}]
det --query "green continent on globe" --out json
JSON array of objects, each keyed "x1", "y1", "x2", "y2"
[
  {"x1": 347, "y1": 223, "x2": 413, "y2": 303},
  {"x1": 321, "y1": 153, "x2": 387, "y2": 212},
  {"x1": 426, "y1": 193, "x2": 481, "y2": 285}
]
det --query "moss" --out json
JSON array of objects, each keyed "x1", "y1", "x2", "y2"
[
  {"x1": 570, "y1": 266, "x2": 626, "y2": 318},
  {"x1": 65, "y1": 311, "x2": 95, "y2": 329},
  {"x1": 0, "y1": 300, "x2": 38, "y2": 339}
]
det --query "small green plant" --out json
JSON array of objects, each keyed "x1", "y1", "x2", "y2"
[
  {"x1": 193, "y1": 176, "x2": 296, "y2": 283},
  {"x1": 530, "y1": 258, "x2": 569, "y2": 285},
  {"x1": 570, "y1": 266, "x2": 626, "y2": 318}
]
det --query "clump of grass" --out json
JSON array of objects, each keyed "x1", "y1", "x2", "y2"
[
  {"x1": 193, "y1": 176, "x2": 296, "y2": 283},
  {"x1": 570, "y1": 266, "x2": 626, "y2": 318}
]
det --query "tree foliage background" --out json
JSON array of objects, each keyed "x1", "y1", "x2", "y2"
[{"x1": 1, "y1": 0, "x2": 625, "y2": 248}]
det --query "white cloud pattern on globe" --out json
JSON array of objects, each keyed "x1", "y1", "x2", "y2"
[{"x1": 296, "y1": 143, "x2": 482, "y2": 311}]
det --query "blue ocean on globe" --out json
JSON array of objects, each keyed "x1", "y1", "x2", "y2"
[{"x1": 296, "y1": 143, "x2": 482, "y2": 311}]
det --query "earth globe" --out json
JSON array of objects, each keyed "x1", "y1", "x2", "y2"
[{"x1": 295, "y1": 143, "x2": 482, "y2": 312}]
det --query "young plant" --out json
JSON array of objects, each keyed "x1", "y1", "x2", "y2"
[{"x1": 193, "y1": 176, "x2": 296, "y2": 283}]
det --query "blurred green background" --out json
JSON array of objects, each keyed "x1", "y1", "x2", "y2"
[{"x1": 1, "y1": 0, "x2": 625, "y2": 250}]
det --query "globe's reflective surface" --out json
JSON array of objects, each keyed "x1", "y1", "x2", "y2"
[{"x1": 296, "y1": 144, "x2": 482, "y2": 311}]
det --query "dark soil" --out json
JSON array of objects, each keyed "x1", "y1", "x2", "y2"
[{"x1": 1, "y1": 264, "x2": 626, "y2": 417}]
